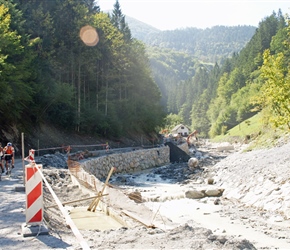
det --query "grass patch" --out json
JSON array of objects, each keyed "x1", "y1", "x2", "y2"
[
  {"x1": 212, "y1": 112, "x2": 290, "y2": 150},
  {"x1": 246, "y1": 127, "x2": 290, "y2": 151},
  {"x1": 213, "y1": 112, "x2": 263, "y2": 143}
]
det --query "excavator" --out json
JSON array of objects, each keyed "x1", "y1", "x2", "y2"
[{"x1": 186, "y1": 130, "x2": 198, "y2": 148}]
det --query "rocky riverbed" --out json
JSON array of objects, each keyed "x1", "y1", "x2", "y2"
[{"x1": 1, "y1": 139, "x2": 290, "y2": 249}]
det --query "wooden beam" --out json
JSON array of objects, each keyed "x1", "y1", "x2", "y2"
[
  {"x1": 46, "y1": 194, "x2": 108, "y2": 209},
  {"x1": 87, "y1": 167, "x2": 115, "y2": 212},
  {"x1": 121, "y1": 210, "x2": 156, "y2": 228}
]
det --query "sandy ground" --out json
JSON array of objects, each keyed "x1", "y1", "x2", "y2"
[{"x1": 1, "y1": 140, "x2": 290, "y2": 249}]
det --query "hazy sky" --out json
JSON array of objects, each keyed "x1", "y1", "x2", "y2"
[{"x1": 97, "y1": 0, "x2": 290, "y2": 30}]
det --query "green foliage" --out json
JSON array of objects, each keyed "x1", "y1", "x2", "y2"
[
  {"x1": 141, "y1": 26, "x2": 256, "y2": 64},
  {"x1": 206, "y1": 11, "x2": 286, "y2": 137},
  {"x1": 146, "y1": 46, "x2": 197, "y2": 109},
  {"x1": 41, "y1": 82, "x2": 75, "y2": 127},
  {"x1": 163, "y1": 113, "x2": 184, "y2": 130},
  {"x1": 0, "y1": 2, "x2": 36, "y2": 123},
  {"x1": 213, "y1": 111, "x2": 290, "y2": 151},
  {"x1": 231, "y1": 83, "x2": 259, "y2": 122},
  {"x1": 190, "y1": 89, "x2": 211, "y2": 137},
  {"x1": 132, "y1": 14, "x2": 283, "y2": 138},
  {"x1": 124, "y1": 9, "x2": 288, "y2": 139},
  {"x1": 0, "y1": 0, "x2": 165, "y2": 138},
  {"x1": 212, "y1": 112, "x2": 262, "y2": 141},
  {"x1": 110, "y1": 0, "x2": 131, "y2": 41},
  {"x1": 256, "y1": 49, "x2": 290, "y2": 128},
  {"x1": 1, "y1": 0, "x2": 289, "y2": 142}
]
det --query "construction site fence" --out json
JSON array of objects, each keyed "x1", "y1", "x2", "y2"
[{"x1": 19, "y1": 143, "x2": 165, "y2": 159}]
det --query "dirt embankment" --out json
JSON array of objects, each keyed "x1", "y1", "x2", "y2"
[{"x1": 3, "y1": 123, "x2": 160, "y2": 158}]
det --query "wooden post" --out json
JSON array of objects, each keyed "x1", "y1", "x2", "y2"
[
  {"x1": 87, "y1": 167, "x2": 115, "y2": 212},
  {"x1": 21, "y1": 132, "x2": 25, "y2": 184}
]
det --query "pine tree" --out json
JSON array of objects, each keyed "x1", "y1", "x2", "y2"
[{"x1": 110, "y1": 0, "x2": 131, "y2": 41}]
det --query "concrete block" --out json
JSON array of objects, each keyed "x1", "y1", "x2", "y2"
[
  {"x1": 15, "y1": 186, "x2": 25, "y2": 192},
  {"x1": 21, "y1": 223, "x2": 49, "y2": 237}
]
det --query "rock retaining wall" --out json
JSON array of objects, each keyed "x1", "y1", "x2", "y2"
[{"x1": 82, "y1": 147, "x2": 170, "y2": 179}]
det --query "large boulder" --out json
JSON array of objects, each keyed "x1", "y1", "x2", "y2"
[
  {"x1": 185, "y1": 188, "x2": 224, "y2": 199},
  {"x1": 128, "y1": 191, "x2": 142, "y2": 203},
  {"x1": 188, "y1": 157, "x2": 199, "y2": 169},
  {"x1": 185, "y1": 190, "x2": 205, "y2": 199},
  {"x1": 205, "y1": 188, "x2": 224, "y2": 197}
]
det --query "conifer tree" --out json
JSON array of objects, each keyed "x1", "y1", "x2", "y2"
[{"x1": 110, "y1": 0, "x2": 131, "y2": 41}]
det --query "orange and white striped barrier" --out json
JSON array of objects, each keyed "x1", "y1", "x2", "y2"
[
  {"x1": 24, "y1": 149, "x2": 36, "y2": 163},
  {"x1": 24, "y1": 149, "x2": 43, "y2": 224},
  {"x1": 22, "y1": 149, "x2": 48, "y2": 237},
  {"x1": 25, "y1": 163, "x2": 43, "y2": 225},
  {"x1": 22, "y1": 149, "x2": 90, "y2": 248}
]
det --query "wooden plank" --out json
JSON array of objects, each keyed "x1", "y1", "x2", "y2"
[
  {"x1": 121, "y1": 210, "x2": 156, "y2": 228},
  {"x1": 46, "y1": 194, "x2": 108, "y2": 209},
  {"x1": 88, "y1": 167, "x2": 115, "y2": 212}
]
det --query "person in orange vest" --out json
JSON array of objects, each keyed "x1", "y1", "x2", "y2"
[
  {"x1": 3, "y1": 142, "x2": 15, "y2": 174},
  {"x1": 0, "y1": 143, "x2": 4, "y2": 174}
]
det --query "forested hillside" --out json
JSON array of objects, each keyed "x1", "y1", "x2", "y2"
[
  {"x1": 126, "y1": 15, "x2": 261, "y2": 136},
  {"x1": 127, "y1": 6, "x2": 289, "y2": 137},
  {"x1": 126, "y1": 22, "x2": 256, "y2": 117},
  {"x1": 146, "y1": 47, "x2": 198, "y2": 108},
  {"x1": 0, "y1": 0, "x2": 165, "y2": 145},
  {"x1": 1, "y1": 0, "x2": 289, "y2": 147},
  {"x1": 126, "y1": 16, "x2": 256, "y2": 63},
  {"x1": 149, "y1": 9, "x2": 290, "y2": 137}
]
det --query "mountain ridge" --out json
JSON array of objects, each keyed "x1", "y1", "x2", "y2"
[{"x1": 125, "y1": 15, "x2": 256, "y2": 63}]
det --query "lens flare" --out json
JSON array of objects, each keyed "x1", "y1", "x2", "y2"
[{"x1": 80, "y1": 25, "x2": 99, "y2": 46}]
